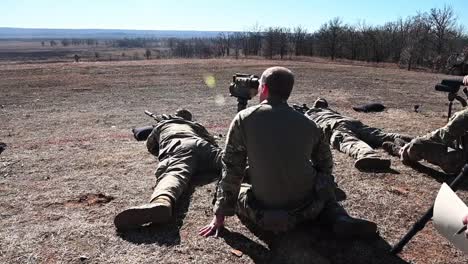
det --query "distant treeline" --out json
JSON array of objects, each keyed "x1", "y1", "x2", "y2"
[{"x1": 44, "y1": 6, "x2": 468, "y2": 74}]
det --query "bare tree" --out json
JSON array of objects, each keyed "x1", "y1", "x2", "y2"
[
  {"x1": 400, "y1": 14, "x2": 432, "y2": 70},
  {"x1": 145, "y1": 49, "x2": 152, "y2": 59},
  {"x1": 317, "y1": 17, "x2": 345, "y2": 60},
  {"x1": 61, "y1": 39, "x2": 70, "y2": 47},
  {"x1": 278, "y1": 28, "x2": 290, "y2": 59},
  {"x1": 293, "y1": 26, "x2": 308, "y2": 56},
  {"x1": 429, "y1": 5, "x2": 457, "y2": 56},
  {"x1": 231, "y1": 32, "x2": 244, "y2": 59},
  {"x1": 263, "y1": 27, "x2": 277, "y2": 59},
  {"x1": 243, "y1": 24, "x2": 262, "y2": 57}
]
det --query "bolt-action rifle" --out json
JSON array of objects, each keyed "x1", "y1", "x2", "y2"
[{"x1": 132, "y1": 110, "x2": 166, "y2": 141}]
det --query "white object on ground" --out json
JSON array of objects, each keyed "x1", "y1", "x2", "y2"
[{"x1": 433, "y1": 183, "x2": 468, "y2": 254}]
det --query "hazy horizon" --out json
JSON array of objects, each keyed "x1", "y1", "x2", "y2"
[
  {"x1": 0, "y1": 27, "x2": 230, "y2": 33},
  {"x1": 1, "y1": 0, "x2": 467, "y2": 32}
]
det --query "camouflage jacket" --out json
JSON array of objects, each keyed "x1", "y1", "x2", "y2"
[
  {"x1": 213, "y1": 100, "x2": 336, "y2": 216},
  {"x1": 146, "y1": 116, "x2": 218, "y2": 158}
]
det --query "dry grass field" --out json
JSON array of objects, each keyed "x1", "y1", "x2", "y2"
[{"x1": 1, "y1": 57, "x2": 468, "y2": 263}]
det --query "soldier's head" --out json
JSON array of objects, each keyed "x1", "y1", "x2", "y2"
[
  {"x1": 175, "y1": 108, "x2": 192, "y2": 121},
  {"x1": 258, "y1": 67, "x2": 295, "y2": 102},
  {"x1": 313, "y1": 98, "x2": 328, "y2": 108}
]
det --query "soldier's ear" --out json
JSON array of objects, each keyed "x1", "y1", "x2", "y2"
[{"x1": 259, "y1": 84, "x2": 269, "y2": 102}]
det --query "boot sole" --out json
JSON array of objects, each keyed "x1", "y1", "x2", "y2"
[
  {"x1": 114, "y1": 204, "x2": 172, "y2": 231},
  {"x1": 355, "y1": 158, "x2": 391, "y2": 171}
]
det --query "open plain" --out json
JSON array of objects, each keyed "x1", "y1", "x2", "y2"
[{"x1": 1, "y1": 58, "x2": 468, "y2": 264}]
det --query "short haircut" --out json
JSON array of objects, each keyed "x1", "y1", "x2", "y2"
[{"x1": 260, "y1": 66, "x2": 295, "y2": 100}]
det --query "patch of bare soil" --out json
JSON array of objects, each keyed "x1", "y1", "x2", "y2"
[
  {"x1": 65, "y1": 193, "x2": 115, "y2": 208},
  {"x1": 0, "y1": 58, "x2": 467, "y2": 263}
]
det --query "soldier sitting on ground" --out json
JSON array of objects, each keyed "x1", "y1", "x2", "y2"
[
  {"x1": 306, "y1": 98, "x2": 412, "y2": 171},
  {"x1": 199, "y1": 67, "x2": 377, "y2": 243},
  {"x1": 114, "y1": 109, "x2": 222, "y2": 230},
  {"x1": 382, "y1": 75, "x2": 468, "y2": 174}
]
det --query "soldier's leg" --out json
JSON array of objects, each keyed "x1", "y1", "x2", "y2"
[
  {"x1": 404, "y1": 137, "x2": 466, "y2": 174},
  {"x1": 317, "y1": 200, "x2": 377, "y2": 239},
  {"x1": 149, "y1": 146, "x2": 197, "y2": 203},
  {"x1": 331, "y1": 128, "x2": 379, "y2": 160},
  {"x1": 115, "y1": 140, "x2": 198, "y2": 230},
  {"x1": 357, "y1": 124, "x2": 412, "y2": 148},
  {"x1": 331, "y1": 127, "x2": 390, "y2": 170},
  {"x1": 235, "y1": 184, "x2": 278, "y2": 243},
  {"x1": 194, "y1": 139, "x2": 223, "y2": 174},
  {"x1": 429, "y1": 108, "x2": 468, "y2": 145}
]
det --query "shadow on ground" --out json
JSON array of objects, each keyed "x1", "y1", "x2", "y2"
[
  {"x1": 407, "y1": 161, "x2": 468, "y2": 190},
  {"x1": 223, "y1": 219, "x2": 409, "y2": 264},
  {"x1": 359, "y1": 167, "x2": 400, "y2": 174},
  {"x1": 116, "y1": 172, "x2": 218, "y2": 246}
]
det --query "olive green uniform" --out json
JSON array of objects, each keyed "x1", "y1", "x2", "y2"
[
  {"x1": 306, "y1": 107, "x2": 406, "y2": 161},
  {"x1": 147, "y1": 117, "x2": 222, "y2": 203},
  {"x1": 403, "y1": 108, "x2": 468, "y2": 174},
  {"x1": 214, "y1": 101, "x2": 343, "y2": 232}
]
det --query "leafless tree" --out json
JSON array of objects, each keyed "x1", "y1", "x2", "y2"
[
  {"x1": 145, "y1": 49, "x2": 152, "y2": 59},
  {"x1": 317, "y1": 17, "x2": 345, "y2": 60},
  {"x1": 429, "y1": 5, "x2": 457, "y2": 56},
  {"x1": 292, "y1": 26, "x2": 308, "y2": 56}
]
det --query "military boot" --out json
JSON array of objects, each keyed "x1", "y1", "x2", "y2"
[
  {"x1": 114, "y1": 195, "x2": 173, "y2": 231},
  {"x1": 332, "y1": 215, "x2": 378, "y2": 239},
  {"x1": 382, "y1": 142, "x2": 401, "y2": 157},
  {"x1": 396, "y1": 135, "x2": 413, "y2": 143},
  {"x1": 394, "y1": 138, "x2": 409, "y2": 147},
  {"x1": 354, "y1": 157, "x2": 391, "y2": 171}
]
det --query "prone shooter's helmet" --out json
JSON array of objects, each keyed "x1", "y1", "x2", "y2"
[{"x1": 175, "y1": 108, "x2": 193, "y2": 121}]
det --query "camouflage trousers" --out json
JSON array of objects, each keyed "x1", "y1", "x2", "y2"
[
  {"x1": 330, "y1": 121, "x2": 405, "y2": 160},
  {"x1": 404, "y1": 108, "x2": 468, "y2": 174},
  {"x1": 150, "y1": 137, "x2": 222, "y2": 203},
  {"x1": 235, "y1": 183, "x2": 346, "y2": 233}
]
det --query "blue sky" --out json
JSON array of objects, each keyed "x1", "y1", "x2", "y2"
[{"x1": 1, "y1": 0, "x2": 467, "y2": 32}]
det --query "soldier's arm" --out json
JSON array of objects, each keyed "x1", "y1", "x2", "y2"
[
  {"x1": 213, "y1": 115, "x2": 247, "y2": 216},
  {"x1": 193, "y1": 123, "x2": 218, "y2": 147},
  {"x1": 311, "y1": 129, "x2": 336, "y2": 200},
  {"x1": 146, "y1": 128, "x2": 160, "y2": 156}
]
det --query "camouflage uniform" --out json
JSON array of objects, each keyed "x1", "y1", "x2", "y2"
[
  {"x1": 306, "y1": 107, "x2": 407, "y2": 162},
  {"x1": 403, "y1": 108, "x2": 468, "y2": 174},
  {"x1": 214, "y1": 100, "x2": 344, "y2": 232},
  {"x1": 147, "y1": 116, "x2": 222, "y2": 204}
]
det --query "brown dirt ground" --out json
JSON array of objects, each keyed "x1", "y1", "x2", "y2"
[{"x1": 1, "y1": 58, "x2": 468, "y2": 264}]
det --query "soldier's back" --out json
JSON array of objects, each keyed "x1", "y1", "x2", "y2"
[{"x1": 238, "y1": 101, "x2": 322, "y2": 210}]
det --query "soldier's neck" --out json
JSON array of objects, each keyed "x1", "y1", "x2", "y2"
[{"x1": 266, "y1": 96, "x2": 287, "y2": 105}]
